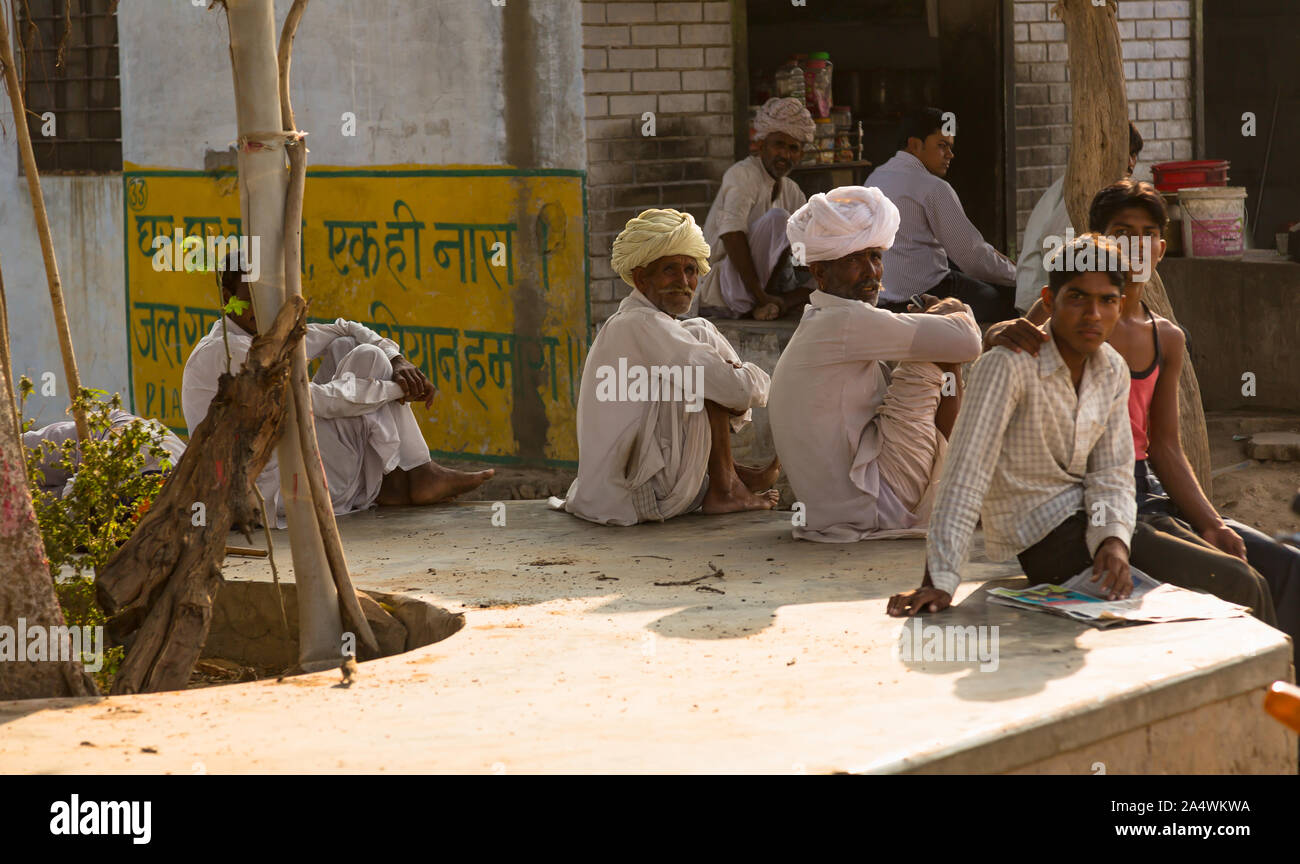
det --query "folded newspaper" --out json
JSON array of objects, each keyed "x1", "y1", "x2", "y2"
[{"x1": 987, "y1": 567, "x2": 1251, "y2": 628}]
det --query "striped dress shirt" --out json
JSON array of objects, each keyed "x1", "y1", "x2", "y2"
[
  {"x1": 867, "y1": 151, "x2": 1016, "y2": 304},
  {"x1": 925, "y1": 321, "x2": 1136, "y2": 596}
]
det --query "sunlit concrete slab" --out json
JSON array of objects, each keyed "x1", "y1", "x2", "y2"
[{"x1": 0, "y1": 502, "x2": 1293, "y2": 774}]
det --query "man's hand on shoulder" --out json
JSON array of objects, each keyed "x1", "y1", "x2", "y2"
[
  {"x1": 984, "y1": 317, "x2": 1048, "y2": 355},
  {"x1": 917, "y1": 295, "x2": 965, "y2": 316},
  {"x1": 391, "y1": 355, "x2": 436, "y2": 408}
]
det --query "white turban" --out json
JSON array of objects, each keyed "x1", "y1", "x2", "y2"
[
  {"x1": 785, "y1": 186, "x2": 901, "y2": 264},
  {"x1": 753, "y1": 97, "x2": 816, "y2": 145},
  {"x1": 610, "y1": 209, "x2": 712, "y2": 287}
]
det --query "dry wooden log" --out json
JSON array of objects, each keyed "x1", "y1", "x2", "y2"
[
  {"x1": 1057, "y1": 0, "x2": 1213, "y2": 495},
  {"x1": 96, "y1": 298, "x2": 306, "y2": 694}
]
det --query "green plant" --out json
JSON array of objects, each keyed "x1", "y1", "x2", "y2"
[{"x1": 20, "y1": 379, "x2": 175, "y2": 690}]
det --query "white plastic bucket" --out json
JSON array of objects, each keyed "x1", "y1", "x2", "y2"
[{"x1": 1178, "y1": 186, "x2": 1247, "y2": 257}]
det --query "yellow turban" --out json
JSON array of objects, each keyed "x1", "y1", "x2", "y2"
[{"x1": 610, "y1": 209, "x2": 712, "y2": 287}]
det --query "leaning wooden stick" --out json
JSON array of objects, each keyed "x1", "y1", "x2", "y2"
[
  {"x1": 0, "y1": 9, "x2": 88, "y2": 440},
  {"x1": 276, "y1": 0, "x2": 377, "y2": 654}
]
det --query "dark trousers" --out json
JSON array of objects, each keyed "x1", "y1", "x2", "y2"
[
  {"x1": 1136, "y1": 459, "x2": 1298, "y2": 644},
  {"x1": 1016, "y1": 511, "x2": 1277, "y2": 626},
  {"x1": 882, "y1": 261, "x2": 1019, "y2": 323}
]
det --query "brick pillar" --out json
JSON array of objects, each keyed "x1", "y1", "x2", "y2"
[{"x1": 582, "y1": 0, "x2": 735, "y2": 326}]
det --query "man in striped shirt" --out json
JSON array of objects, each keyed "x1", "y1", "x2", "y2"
[
  {"x1": 889, "y1": 233, "x2": 1276, "y2": 623},
  {"x1": 867, "y1": 107, "x2": 1018, "y2": 322}
]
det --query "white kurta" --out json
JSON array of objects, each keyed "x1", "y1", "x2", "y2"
[
  {"x1": 24, "y1": 410, "x2": 187, "y2": 497},
  {"x1": 768, "y1": 290, "x2": 981, "y2": 541},
  {"x1": 696, "y1": 155, "x2": 807, "y2": 314},
  {"x1": 181, "y1": 317, "x2": 432, "y2": 522},
  {"x1": 1015, "y1": 176, "x2": 1072, "y2": 312},
  {"x1": 554, "y1": 289, "x2": 770, "y2": 525}
]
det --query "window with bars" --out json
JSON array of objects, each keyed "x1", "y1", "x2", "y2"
[{"x1": 17, "y1": 0, "x2": 121, "y2": 173}]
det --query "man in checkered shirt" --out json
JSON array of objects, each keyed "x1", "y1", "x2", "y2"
[{"x1": 888, "y1": 232, "x2": 1275, "y2": 623}]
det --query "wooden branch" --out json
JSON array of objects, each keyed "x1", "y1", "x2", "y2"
[
  {"x1": 0, "y1": 4, "x2": 88, "y2": 439},
  {"x1": 276, "y1": 0, "x2": 377, "y2": 654},
  {"x1": 96, "y1": 298, "x2": 306, "y2": 694}
]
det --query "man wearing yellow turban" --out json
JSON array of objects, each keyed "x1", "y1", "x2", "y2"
[{"x1": 551, "y1": 209, "x2": 779, "y2": 525}]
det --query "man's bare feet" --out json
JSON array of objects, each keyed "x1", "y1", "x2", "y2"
[
  {"x1": 406, "y1": 462, "x2": 495, "y2": 505},
  {"x1": 701, "y1": 470, "x2": 779, "y2": 514},
  {"x1": 753, "y1": 301, "x2": 781, "y2": 321},
  {"x1": 735, "y1": 455, "x2": 780, "y2": 493},
  {"x1": 376, "y1": 468, "x2": 410, "y2": 506}
]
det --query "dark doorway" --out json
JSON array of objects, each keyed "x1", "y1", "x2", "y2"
[{"x1": 1203, "y1": 0, "x2": 1300, "y2": 249}]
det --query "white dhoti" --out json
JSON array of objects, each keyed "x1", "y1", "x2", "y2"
[
  {"x1": 699, "y1": 207, "x2": 798, "y2": 318},
  {"x1": 553, "y1": 289, "x2": 770, "y2": 526}
]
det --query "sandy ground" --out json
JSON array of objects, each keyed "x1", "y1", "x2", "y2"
[{"x1": 1206, "y1": 413, "x2": 1300, "y2": 538}]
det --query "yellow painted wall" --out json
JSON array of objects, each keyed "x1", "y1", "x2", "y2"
[{"x1": 123, "y1": 165, "x2": 587, "y2": 466}]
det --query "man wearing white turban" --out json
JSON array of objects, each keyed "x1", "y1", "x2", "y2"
[
  {"x1": 696, "y1": 97, "x2": 816, "y2": 321},
  {"x1": 551, "y1": 209, "x2": 780, "y2": 525},
  {"x1": 769, "y1": 186, "x2": 982, "y2": 541}
]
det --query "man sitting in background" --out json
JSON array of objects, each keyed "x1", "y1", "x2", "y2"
[
  {"x1": 182, "y1": 261, "x2": 492, "y2": 522},
  {"x1": 867, "y1": 107, "x2": 1018, "y2": 322},
  {"x1": 769, "y1": 186, "x2": 981, "y2": 542},
  {"x1": 696, "y1": 97, "x2": 815, "y2": 321},
  {"x1": 554, "y1": 209, "x2": 778, "y2": 525},
  {"x1": 24, "y1": 409, "x2": 186, "y2": 498},
  {"x1": 1014, "y1": 121, "x2": 1144, "y2": 312}
]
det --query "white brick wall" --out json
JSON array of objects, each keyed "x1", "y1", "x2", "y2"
[
  {"x1": 583, "y1": 0, "x2": 734, "y2": 324},
  {"x1": 1013, "y1": 0, "x2": 1194, "y2": 241}
]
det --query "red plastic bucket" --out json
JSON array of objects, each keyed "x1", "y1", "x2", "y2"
[{"x1": 1152, "y1": 160, "x2": 1229, "y2": 192}]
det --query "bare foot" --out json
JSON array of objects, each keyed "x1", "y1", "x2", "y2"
[
  {"x1": 735, "y1": 455, "x2": 780, "y2": 493},
  {"x1": 376, "y1": 468, "x2": 410, "y2": 506},
  {"x1": 407, "y1": 462, "x2": 495, "y2": 505},
  {"x1": 753, "y1": 301, "x2": 781, "y2": 321},
  {"x1": 701, "y1": 471, "x2": 779, "y2": 514}
]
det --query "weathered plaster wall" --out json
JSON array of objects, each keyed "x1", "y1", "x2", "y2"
[{"x1": 2, "y1": 0, "x2": 584, "y2": 425}]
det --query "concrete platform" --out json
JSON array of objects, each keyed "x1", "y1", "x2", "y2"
[{"x1": 0, "y1": 502, "x2": 1294, "y2": 774}]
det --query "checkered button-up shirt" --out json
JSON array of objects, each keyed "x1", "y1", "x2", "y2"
[{"x1": 925, "y1": 322, "x2": 1136, "y2": 596}]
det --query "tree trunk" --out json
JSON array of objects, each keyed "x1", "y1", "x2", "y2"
[
  {"x1": 1057, "y1": 0, "x2": 1213, "y2": 495},
  {"x1": 0, "y1": 7, "x2": 88, "y2": 440},
  {"x1": 97, "y1": 298, "x2": 305, "y2": 694},
  {"x1": 0, "y1": 254, "x2": 95, "y2": 700},
  {"x1": 224, "y1": 0, "x2": 343, "y2": 670}
]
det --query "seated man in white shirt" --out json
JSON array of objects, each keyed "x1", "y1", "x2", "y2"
[
  {"x1": 1014, "y1": 122, "x2": 1143, "y2": 312},
  {"x1": 553, "y1": 209, "x2": 778, "y2": 525},
  {"x1": 25, "y1": 409, "x2": 186, "y2": 498},
  {"x1": 888, "y1": 233, "x2": 1275, "y2": 623},
  {"x1": 182, "y1": 262, "x2": 493, "y2": 521},
  {"x1": 769, "y1": 186, "x2": 981, "y2": 542},
  {"x1": 867, "y1": 107, "x2": 1018, "y2": 322},
  {"x1": 696, "y1": 97, "x2": 815, "y2": 321}
]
